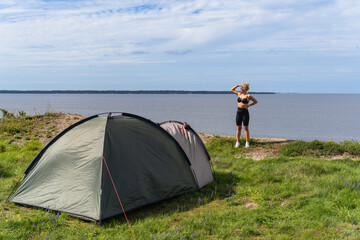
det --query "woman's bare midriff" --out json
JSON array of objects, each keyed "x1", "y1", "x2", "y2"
[{"x1": 238, "y1": 103, "x2": 248, "y2": 108}]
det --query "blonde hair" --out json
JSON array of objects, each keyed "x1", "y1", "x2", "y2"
[{"x1": 242, "y1": 82, "x2": 250, "y2": 91}]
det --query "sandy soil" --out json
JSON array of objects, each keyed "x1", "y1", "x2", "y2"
[
  {"x1": 198, "y1": 133, "x2": 292, "y2": 144},
  {"x1": 38, "y1": 114, "x2": 85, "y2": 145},
  {"x1": 243, "y1": 144, "x2": 286, "y2": 161},
  {"x1": 198, "y1": 133, "x2": 292, "y2": 161}
]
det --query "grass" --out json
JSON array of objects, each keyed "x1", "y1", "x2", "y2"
[
  {"x1": 0, "y1": 110, "x2": 61, "y2": 143},
  {"x1": 1, "y1": 113, "x2": 360, "y2": 239},
  {"x1": 280, "y1": 139, "x2": 360, "y2": 157}
]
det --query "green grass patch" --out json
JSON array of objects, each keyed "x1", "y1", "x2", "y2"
[
  {"x1": 0, "y1": 109, "x2": 62, "y2": 142},
  {"x1": 1, "y1": 117, "x2": 360, "y2": 238},
  {"x1": 280, "y1": 139, "x2": 360, "y2": 157}
]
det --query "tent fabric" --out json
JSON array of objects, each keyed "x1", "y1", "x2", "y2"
[
  {"x1": 10, "y1": 113, "x2": 209, "y2": 222},
  {"x1": 11, "y1": 116, "x2": 107, "y2": 220},
  {"x1": 101, "y1": 115, "x2": 197, "y2": 220},
  {"x1": 160, "y1": 121, "x2": 213, "y2": 188}
]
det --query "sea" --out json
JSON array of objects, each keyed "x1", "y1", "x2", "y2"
[{"x1": 0, "y1": 93, "x2": 359, "y2": 142}]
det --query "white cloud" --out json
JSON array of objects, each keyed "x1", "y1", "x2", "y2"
[{"x1": 0, "y1": 0, "x2": 359, "y2": 68}]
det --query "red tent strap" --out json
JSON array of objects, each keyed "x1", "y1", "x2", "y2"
[
  {"x1": 102, "y1": 156, "x2": 136, "y2": 240},
  {"x1": 177, "y1": 125, "x2": 187, "y2": 137}
]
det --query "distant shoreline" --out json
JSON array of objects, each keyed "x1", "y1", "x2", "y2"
[{"x1": 0, "y1": 90, "x2": 276, "y2": 94}]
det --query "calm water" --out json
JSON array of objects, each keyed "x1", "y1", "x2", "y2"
[{"x1": 0, "y1": 93, "x2": 359, "y2": 142}]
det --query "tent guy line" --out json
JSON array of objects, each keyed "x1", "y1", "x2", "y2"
[{"x1": 102, "y1": 155, "x2": 136, "y2": 239}]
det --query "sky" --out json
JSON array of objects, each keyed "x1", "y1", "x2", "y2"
[{"x1": 0, "y1": 0, "x2": 359, "y2": 93}]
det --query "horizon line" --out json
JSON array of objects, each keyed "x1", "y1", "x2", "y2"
[
  {"x1": 0, "y1": 90, "x2": 276, "y2": 94},
  {"x1": 0, "y1": 90, "x2": 358, "y2": 94}
]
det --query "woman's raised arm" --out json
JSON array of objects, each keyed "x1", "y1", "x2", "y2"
[{"x1": 231, "y1": 84, "x2": 242, "y2": 95}]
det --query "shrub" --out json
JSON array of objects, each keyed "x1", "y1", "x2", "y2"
[
  {"x1": 14, "y1": 134, "x2": 22, "y2": 139},
  {"x1": 0, "y1": 144, "x2": 6, "y2": 153},
  {"x1": 18, "y1": 110, "x2": 27, "y2": 118},
  {"x1": 46, "y1": 130, "x2": 52, "y2": 138},
  {"x1": 321, "y1": 141, "x2": 343, "y2": 156},
  {"x1": 280, "y1": 140, "x2": 309, "y2": 157},
  {"x1": 0, "y1": 108, "x2": 15, "y2": 118},
  {"x1": 44, "y1": 112, "x2": 60, "y2": 117},
  {"x1": 307, "y1": 140, "x2": 343, "y2": 156},
  {"x1": 280, "y1": 139, "x2": 360, "y2": 157},
  {"x1": 308, "y1": 140, "x2": 323, "y2": 150},
  {"x1": 340, "y1": 141, "x2": 360, "y2": 155},
  {"x1": 23, "y1": 140, "x2": 43, "y2": 151},
  {"x1": 0, "y1": 116, "x2": 34, "y2": 135}
]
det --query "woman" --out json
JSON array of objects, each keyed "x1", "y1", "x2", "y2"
[{"x1": 231, "y1": 83, "x2": 258, "y2": 148}]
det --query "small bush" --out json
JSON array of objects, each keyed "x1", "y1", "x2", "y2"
[
  {"x1": 0, "y1": 144, "x2": 6, "y2": 153},
  {"x1": 23, "y1": 140, "x2": 43, "y2": 151},
  {"x1": 0, "y1": 108, "x2": 15, "y2": 118},
  {"x1": 280, "y1": 140, "x2": 309, "y2": 157},
  {"x1": 308, "y1": 140, "x2": 323, "y2": 150},
  {"x1": 321, "y1": 141, "x2": 343, "y2": 156},
  {"x1": 340, "y1": 141, "x2": 360, "y2": 155},
  {"x1": 44, "y1": 112, "x2": 60, "y2": 117},
  {"x1": 308, "y1": 140, "x2": 343, "y2": 156},
  {"x1": 14, "y1": 134, "x2": 22, "y2": 139},
  {"x1": 18, "y1": 110, "x2": 27, "y2": 118},
  {"x1": 46, "y1": 130, "x2": 52, "y2": 138},
  {"x1": 0, "y1": 118, "x2": 33, "y2": 135},
  {"x1": 280, "y1": 140, "x2": 360, "y2": 157}
]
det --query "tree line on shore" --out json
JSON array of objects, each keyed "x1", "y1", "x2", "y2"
[{"x1": 0, "y1": 90, "x2": 276, "y2": 94}]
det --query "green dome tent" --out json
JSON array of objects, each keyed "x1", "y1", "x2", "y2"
[{"x1": 10, "y1": 113, "x2": 213, "y2": 222}]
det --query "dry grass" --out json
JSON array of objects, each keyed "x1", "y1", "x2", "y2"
[{"x1": 37, "y1": 114, "x2": 84, "y2": 145}]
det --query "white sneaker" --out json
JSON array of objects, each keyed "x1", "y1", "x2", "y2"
[
  {"x1": 235, "y1": 142, "x2": 240, "y2": 148},
  {"x1": 245, "y1": 142, "x2": 250, "y2": 148}
]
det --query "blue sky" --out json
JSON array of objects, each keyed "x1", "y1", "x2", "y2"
[{"x1": 0, "y1": 0, "x2": 359, "y2": 93}]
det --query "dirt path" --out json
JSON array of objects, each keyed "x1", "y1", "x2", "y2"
[
  {"x1": 198, "y1": 134, "x2": 291, "y2": 161},
  {"x1": 242, "y1": 143, "x2": 286, "y2": 160},
  {"x1": 198, "y1": 133, "x2": 291, "y2": 144}
]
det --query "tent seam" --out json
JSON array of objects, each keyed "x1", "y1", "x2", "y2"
[{"x1": 99, "y1": 113, "x2": 111, "y2": 223}]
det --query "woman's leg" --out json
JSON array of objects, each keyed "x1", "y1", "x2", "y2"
[
  {"x1": 236, "y1": 109, "x2": 242, "y2": 143},
  {"x1": 243, "y1": 109, "x2": 250, "y2": 147},
  {"x1": 244, "y1": 126, "x2": 249, "y2": 142},
  {"x1": 236, "y1": 125, "x2": 242, "y2": 142}
]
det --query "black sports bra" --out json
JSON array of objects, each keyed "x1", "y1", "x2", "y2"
[{"x1": 237, "y1": 96, "x2": 249, "y2": 104}]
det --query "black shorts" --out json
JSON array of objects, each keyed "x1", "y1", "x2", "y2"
[{"x1": 236, "y1": 108, "x2": 250, "y2": 126}]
